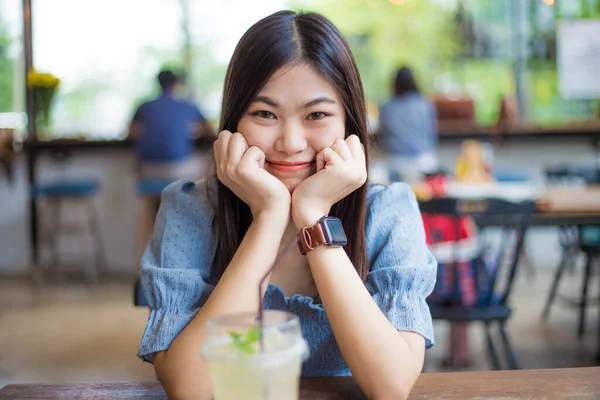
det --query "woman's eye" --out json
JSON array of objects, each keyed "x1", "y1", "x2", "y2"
[
  {"x1": 307, "y1": 112, "x2": 327, "y2": 120},
  {"x1": 253, "y1": 111, "x2": 275, "y2": 119}
]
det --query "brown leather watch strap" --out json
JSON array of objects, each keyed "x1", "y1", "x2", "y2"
[{"x1": 298, "y1": 222, "x2": 327, "y2": 255}]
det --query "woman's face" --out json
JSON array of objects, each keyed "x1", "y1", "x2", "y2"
[{"x1": 237, "y1": 62, "x2": 346, "y2": 192}]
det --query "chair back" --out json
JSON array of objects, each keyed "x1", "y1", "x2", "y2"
[{"x1": 420, "y1": 197, "x2": 536, "y2": 307}]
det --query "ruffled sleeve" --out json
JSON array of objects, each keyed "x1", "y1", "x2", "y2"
[
  {"x1": 365, "y1": 183, "x2": 437, "y2": 348},
  {"x1": 137, "y1": 179, "x2": 218, "y2": 363}
]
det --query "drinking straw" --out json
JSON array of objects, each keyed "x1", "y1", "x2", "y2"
[{"x1": 257, "y1": 234, "x2": 300, "y2": 352}]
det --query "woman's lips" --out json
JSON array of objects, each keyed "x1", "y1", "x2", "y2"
[{"x1": 266, "y1": 161, "x2": 313, "y2": 173}]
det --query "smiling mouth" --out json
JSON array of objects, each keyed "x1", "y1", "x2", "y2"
[{"x1": 266, "y1": 161, "x2": 314, "y2": 173}]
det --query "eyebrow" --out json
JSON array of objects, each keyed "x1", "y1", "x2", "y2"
[
  {"x1": 253, "y1": 95, "x2": 337, "y2": 108},
  {"x1": 304, "y1": 97, "x2": 337, "y2": 107}
]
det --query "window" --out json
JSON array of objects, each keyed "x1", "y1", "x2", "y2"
[
  {"x1": 33, "y1": 0, "x2": 184, "y2": 139},
  {"x1": 310, "y1": 0, "x2": 600, "y2": 126},
  {"x1": 32, "y1": 0, "x2": 287, "y2": 140},
  {"x1": 0, "y1": 0, "x2": 27, "y2": 138}
]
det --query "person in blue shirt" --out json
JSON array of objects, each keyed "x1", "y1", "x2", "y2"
[
  {"x1": 129, "y1": 70, "x2": 215, "y2": 264},
  {"x1": 138, "y1": 11, "x2": 436, "y2": 400},
  {"x1": 378, "y1": 67, "x2": 438, "y2": 183},
  {"x1": 129, "y1": 70, "x2": 215, "y2": 181}
]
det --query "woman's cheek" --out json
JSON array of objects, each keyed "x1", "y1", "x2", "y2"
[
  {"x1": 237, "y1": 121, "x2": 275, "y2": 150},
  {"x1": 245, "y1": 128, "x2": 276, "y2": 149},
  {"x1": 248, "y1": 138, "x2": 273, "y2": 152},
  {"x1": 310, "y1": 123, "x2": 345, "y2": 148}
]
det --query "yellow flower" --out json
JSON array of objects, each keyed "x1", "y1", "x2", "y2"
[{"x1": 27, "y1": 69, "x2": 61, "y2": 89}]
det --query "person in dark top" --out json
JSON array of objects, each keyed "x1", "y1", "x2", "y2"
[
  {"x1": 378, "y1": 66, "x2": 438, "y2": 183},
  {"x1": 129, "y1": 70, "x2": 215, "y2": 265},
  {"x1": 129, "y1": 70, "x2": 215, "y2": 181}
]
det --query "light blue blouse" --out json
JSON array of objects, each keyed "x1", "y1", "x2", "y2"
[{"x1": 137, "y1": 178, "x2": 436, "y2": 377}]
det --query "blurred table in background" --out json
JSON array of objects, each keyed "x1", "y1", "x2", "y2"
[
  {"x1": 412, "y1": 182, "x2": 600, "y2": 226},
  {"x1": 531, "y1": 186, "x2": 600, "y2": 225},
  {"x1": 538, "y1": 186, "x2": 600, "y2": 215},
  {"x1": 443, "y1": 182, "x2": 541, "y2": 201}
]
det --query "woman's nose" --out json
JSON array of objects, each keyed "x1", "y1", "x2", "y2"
[{"x1": 274, "y1": 121, "x2": 308, "y2": 155}]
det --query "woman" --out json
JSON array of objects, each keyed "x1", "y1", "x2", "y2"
[
  {"x1": 138, "y1": 11, "x2": 436, "y2": 400},
  {"x1": 378, "y1": 66, "x2": 438, "y2": 183}
]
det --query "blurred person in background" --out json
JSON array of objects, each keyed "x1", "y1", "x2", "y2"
[
  {"x1": 129, "y1": 69, "x2": 215, "y2": 181},
  {"x1": 129, "y1": 69, "x2": 216, "y2": 265},
  {"x1": 378, "y1": 66, "x2": 438, "y2": 183}
]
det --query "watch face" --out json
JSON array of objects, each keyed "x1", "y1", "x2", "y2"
[{"x1": 322, "y1": 217, "x2": 348, "y2": 246}]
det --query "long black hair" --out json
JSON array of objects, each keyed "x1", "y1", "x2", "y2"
[{"x1": 214, "y1": 11, "x2": 370, "y2": 281}]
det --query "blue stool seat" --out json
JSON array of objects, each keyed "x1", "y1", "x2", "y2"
[
  {"x1": 137, "y1": 179, "x2": 173, "y2": 196},
  {"x1": 35, "y1": 178, "x2": 105, "y2": 284},
  {"x1": 494, "y1": 169, "x2": 530, "y2": 182},
  {"x1": 580, "y1": 226, "x2": 600, "y2": 249},
  {"x1": 36, "y1": 180, "x2": 99, "y2": 197}
]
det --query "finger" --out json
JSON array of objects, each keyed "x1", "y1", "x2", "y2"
[
  {"x1": 346, "y1": 135, "x2": 366, "y2": 165},
  {"x1": 316, "y1": 151, "x2": 325, "y2": 172},
  {"x1": 331, "y1": 138, "x2": 352, "y2": 162},
  {"x1": 227, "y1": 132, "x2": 249, "y2": 164},
  {"x1": 317, "y1": 147, "x2": 343, "y2": 171},
  {"x1": 214, "y1": 130, "x2": 232, "y2": 163},
  {"x1": 239, "y1": 146, "x2": 266, "y2": 170}
]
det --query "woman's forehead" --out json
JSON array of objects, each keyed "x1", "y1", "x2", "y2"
[{"x1": 257, "y1": 62, "x2": 341, "y2": 106}]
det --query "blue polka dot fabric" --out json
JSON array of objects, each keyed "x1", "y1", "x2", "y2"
[{"x1": 137, "y1": 178, "x2": 436, "y2": 376}]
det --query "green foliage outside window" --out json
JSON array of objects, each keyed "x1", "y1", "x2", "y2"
[
  {"x1": 298, "y1": 0, "x2": 462, "y2": 102},
  {"x1": 0, "y1": 19, "x2": 14, "y2": 113},
  {"x1": 298, "y1": 0, "x2": 600, "y2": 126}
]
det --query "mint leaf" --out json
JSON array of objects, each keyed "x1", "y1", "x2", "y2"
[
  {"x1": 228, "y1": 326, "x2": 261, "y2": 355},
  {"x1": 238, "y1": 342, "x2": 255, "y2": 354},
  {"x1": 229, "y1": 331, "x2": 245, "y2": 352},
  {"x1": 246, "y1": 325, "x2": 260, "y2": 344}
]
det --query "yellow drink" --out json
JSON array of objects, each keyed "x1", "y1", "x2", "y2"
[{"x1": 202, "y1": 311, "x2": 308, "y2": 400}]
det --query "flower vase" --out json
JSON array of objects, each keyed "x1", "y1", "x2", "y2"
[{"x1": 33, "y1": 86, "x2": 57, "y2": 140}]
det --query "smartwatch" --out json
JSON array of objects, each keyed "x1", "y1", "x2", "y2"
[{"x1": 298, "y1": 215, "x2": 348, "y2": 255}]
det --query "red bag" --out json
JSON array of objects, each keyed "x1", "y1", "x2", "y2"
[{"x1": 421, "y1": 175, "x2": 479, "y2": 307}]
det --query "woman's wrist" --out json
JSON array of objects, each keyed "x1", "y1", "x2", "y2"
[
  {"x1": 252, "y1": 208, "x2": 289, "y2": 231},
  {"x1": 293, "y1": 207, "x2": 329, "y2": 230}
]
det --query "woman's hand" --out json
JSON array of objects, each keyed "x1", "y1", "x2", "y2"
[
  {"x1": 214, "y1": 130, "x2": 291, "y2": 218},
  {"x1": 291, "y1": 135, "x2": 367, "y2": 229}
]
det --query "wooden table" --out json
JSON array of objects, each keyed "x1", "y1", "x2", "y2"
[
  {"x1": 429, "y1": 184, "x2": 600, "y2": 226},
  {"x1": 538, "y1": 186, "x2": 600, "y2": 214},
  {"x1": 1, "y1": 367, "x2": 599, "y2": 399},
  {"x1": 519, "y1": 186, "x2": 600, "y2": 226},
  {"x1": 442, "y1": 184, "x2": 600, "y2": 215}
]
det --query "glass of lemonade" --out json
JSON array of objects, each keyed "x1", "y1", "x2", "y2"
[{"x1": 202, "y1": 310, "x2": 309, "y2": 400}]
